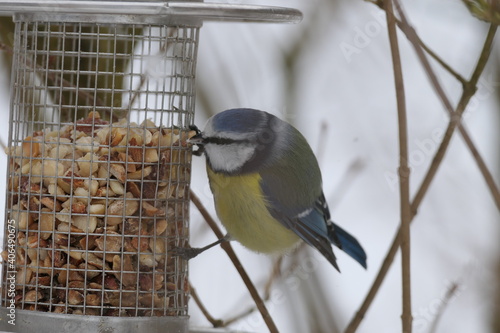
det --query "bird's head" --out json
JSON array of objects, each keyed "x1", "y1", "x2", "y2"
[{"x1": 189, "y1": 108, "x2": 290, "y2": 175}]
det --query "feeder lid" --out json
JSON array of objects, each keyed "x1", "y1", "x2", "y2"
[{"x1": 0, "y1": 1, "x2": 302, "y2": 24}]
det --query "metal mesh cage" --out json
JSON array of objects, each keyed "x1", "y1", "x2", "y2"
[
  {"x1": 0, "y1": 1, "x2": 302, "y2": 332},
  {"x1": 1, "y1": 19, "x2": 197, "y2": 318}
]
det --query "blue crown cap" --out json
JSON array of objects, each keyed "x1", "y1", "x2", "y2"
[{"x1": 211, "y1": 108, "x2": 267, "y2": 134}]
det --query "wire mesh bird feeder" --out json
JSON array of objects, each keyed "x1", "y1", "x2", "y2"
[{"x1": 0, "y1": 1, "x2": 301, "y2": 332}]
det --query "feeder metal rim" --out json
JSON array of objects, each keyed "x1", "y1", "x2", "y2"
[
  {"x1": 0, "y1": 308, "x2": 189, "y2": 333},
  {"x1": 0, "y1": 1, "x2": 303, "y2": 23}
]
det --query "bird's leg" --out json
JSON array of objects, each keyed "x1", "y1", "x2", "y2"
[{"x1": 172, "y1": 234, "x2": 231, "y2": 260}]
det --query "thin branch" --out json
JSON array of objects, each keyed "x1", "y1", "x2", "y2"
[
  {"x1": 216, "y1": 256, "x2": 282, "y2": 327},
  {"x1": 428, "y1": 282, "x2": 460, "y2": 333},
  {"x1": 127, "y1": 74, "x2": 148, "y2": 112},
  {"x1": 368, "y1": 2, "x2": 468, "y2": 85},
  {"x1": 345, "y1": 8, "x2": 498, "y2": 333},
  {"x1": 263, "y1": 256, "x2": 284, "y2": 300},
  {"x1": 345, "y1": 228, "x2": 401, "y2": 333},
  {"x1": 395, "y1": 8, "x2": 500, "y2": 213},
  {"x1": 226, "y1": 246, "x2": 307, "y2": 326},
  {"x1": 189, "y1": 281, "x2": 225, "y2": 328},
  {"x1": 400, "y1": 24, "x2": 468, "y2": 86},
  {"x1": 189, "y1": 190, "x2": 280, "y2": 333},
  {"x1": 385, "y1": 1, "x2": 412, "y2": 331},
  {"x1": 188, "y1": 230, "x2": 310, "y2": 329},
  {"x1": 193, "y1": 255, "x2": 283, "y2": 328},
  {"x1": 224, "y1": 307, "x2": 259, "y2": 327},
  {"x1": 191, "y1": 275, "x2": 273, "y2": 328}
]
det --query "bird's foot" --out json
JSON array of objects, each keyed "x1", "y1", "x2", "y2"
[
  {"x1": 171, "y1": 236, "x2": 230, "y2": 260},
  {"x1": 171, "y1": 247, "x2": 205, "y2": 260}
]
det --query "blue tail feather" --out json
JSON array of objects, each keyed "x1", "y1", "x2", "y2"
[{"x1": 330, "y1": 223, "x2": 367, "y2": 269}]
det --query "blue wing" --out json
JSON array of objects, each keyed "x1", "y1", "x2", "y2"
[
  {"x1": 314, "y1": 193, "x2": 367, "y2": 269},
  {"x1": 291, "y1": 200, "x2": 341, "y2": 271},
  {"x1": 263, "y1": 181, "x2": 367, "y2": 271},
  {"x1": 256, "y1": 122, "x2": 366, "y2": 270}
]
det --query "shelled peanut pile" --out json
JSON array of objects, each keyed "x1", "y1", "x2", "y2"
[{"x1": 2, "y1": 112, "x2": 194, "y2": 316}]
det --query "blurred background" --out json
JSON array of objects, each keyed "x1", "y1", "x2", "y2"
[{"x1": 1, "y1": 0, "x2": 499, "y2": 332}]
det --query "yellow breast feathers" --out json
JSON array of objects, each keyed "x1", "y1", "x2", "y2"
[{"x1": 207, "y1": 168, "x2": 300, "y2": 254}]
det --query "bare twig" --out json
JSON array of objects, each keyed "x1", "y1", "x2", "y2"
[
  {"x1": 191, "y1": 274, "x2": 275, "y2": 328},
  {"x1": 196, "y1": 255, "x2": 283, "y2": 327},
  {"x1": 224, "y1": 307, "x2": 259, "y2": 327},
  {"x1": 368, "y1": 2, "x2": 468, "y2": 85},
  {"x1": 189, "y1": 190, "x2": 280, "y2": 333},
  {"x1": 264, "y1": 256, "x2": 284, "y2": 300},
  {"x1": 216, "y1": 255, "x2": 283, "y2": 327},
  {"x1": 384, "y1": 1, "x2": 412, "y2": 331},
  {"x1": 345, "y1": 6, "x2": 498, "y2": 333},
  {"x1": 370, "y1": 0, "x2": 499, "y2": 184},
  {"x1": 396, "y1": 22, "x2": 468, "y2": 86},
  {"x1": 188, "y1": 217, "x2": 313, "y2": 330},
  {"x1": 394, "y1": 5, "x2": 500, "y2": 212},
  {"x1": 428, "y1": 282, "x2": 460, "y2": 333},
  {"x1": 127, "y1": 74, "x2": 148, "y2": 112},
  {"x1": 226, "y1": 245, "x2": 307, "y2": 326},
  {"x1": 189, "y1": 281, "x2": 225, "y2": 327},
  {"x1": 345, "y1": 228, "x2": 401, "y2": 332}
]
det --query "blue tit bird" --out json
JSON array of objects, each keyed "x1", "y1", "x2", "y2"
[{"x1": 188, "y1": 108, "x2": 366, "y2": 271}]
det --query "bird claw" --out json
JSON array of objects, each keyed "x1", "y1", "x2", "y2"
[
  {"x1": 171, "y1": 247, "x2": 204, "y2": 260},
  {"x1": 171, "y1": 236, "x2": 229, "y2": 260}
]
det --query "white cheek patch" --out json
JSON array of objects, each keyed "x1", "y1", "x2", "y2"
[{"x1": 205, "y1": 143, "x2": 255, "y2": 173}]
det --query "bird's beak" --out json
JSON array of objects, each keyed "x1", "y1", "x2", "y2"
[
  {"x1": 187, "y1": 124, "x2": 204, "y2": 144},
  {"x1": 188, "y1": 125, "x2": 205, "y2": 156},
  {"x1": 188, "y1": 134, "x2": 204, "y2": 145}
]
